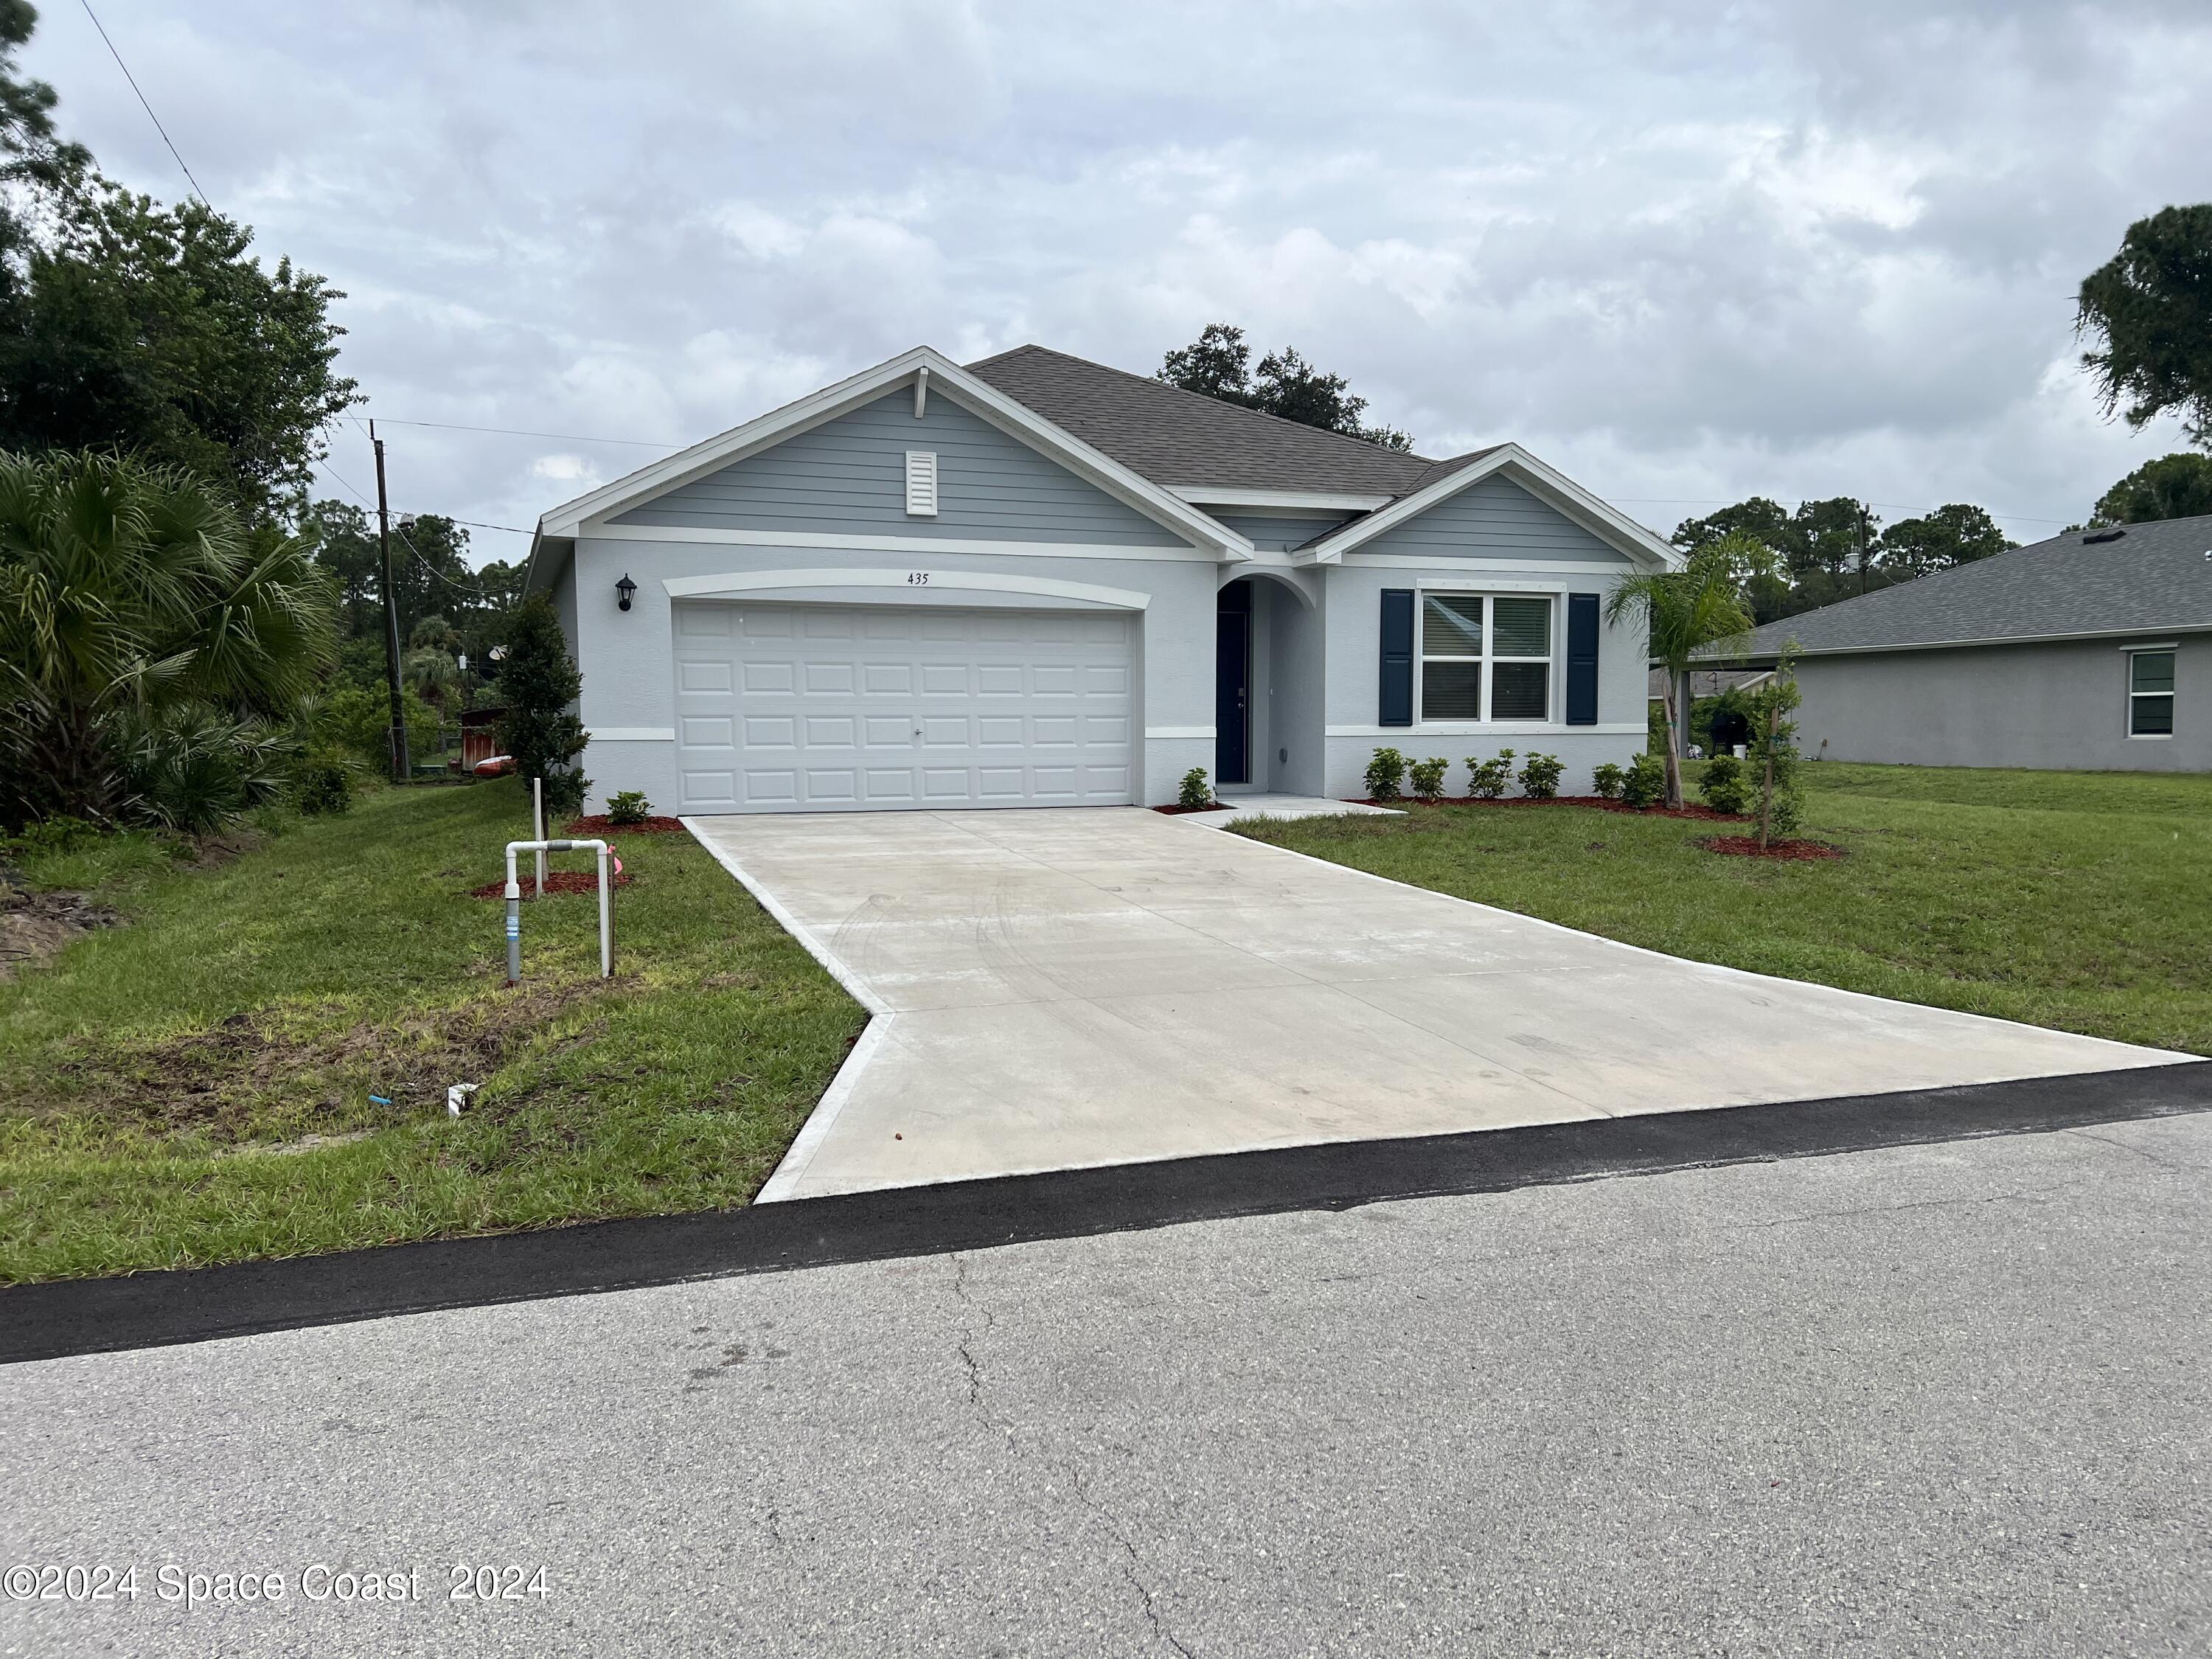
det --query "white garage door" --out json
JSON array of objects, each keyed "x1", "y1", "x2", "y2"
[{"x1": 673, "y1": 601, "x2": 1135, "y2": 813}]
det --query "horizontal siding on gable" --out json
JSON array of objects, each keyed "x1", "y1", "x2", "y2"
[
  {"x1": 1208, "y1": 510, "x2": 1355, "y2": 552},
  {"x1": 611, "y1": 390, "x2": 1189, "y2": 547},
  {"x1": 1360, "y1": 475, "x2": 1631, "y2": 565}
]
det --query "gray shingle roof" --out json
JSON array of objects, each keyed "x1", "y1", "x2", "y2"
[
  {"x1": 966, "y1": 343, "x2": 1489, "y2": 497},
  {"x1": 1723, "y1": 514, "x2": 2212, "y2": 660}
]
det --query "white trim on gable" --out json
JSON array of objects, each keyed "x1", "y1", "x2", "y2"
[
  {"x1": 1171, "y1": 486, "x2": 1391, "y2": 513},
  {"x1": 1304, "y1": 445, "x2": 1683, "y2": 571},
  {"x1": 585, "y1": 523, "x2": 1217, "y2": 562},
  {"x1": 530, "y1": 347, "x2": 1251, "y2": 583}
]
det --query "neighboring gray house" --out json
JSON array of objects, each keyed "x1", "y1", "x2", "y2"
[
  {"x1": 1717, "y1": 513, "x2": 2211, "y2": 771},
  {"x1": 524, "y1": 344, "x2": 1677, "y2": 813}
]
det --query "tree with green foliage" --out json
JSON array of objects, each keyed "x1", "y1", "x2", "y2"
[
  {"x1": 2077, "y1": 204, "x2": 2212, "y2": 447},
  {"x1": 1745, "y1": 647, "x2": 1805, "y2": 849},
  {"x1": 2087, "y1": 453, "x2": 2212, "y2": 527},
  {"x1": 0, "y1": 2, "x2": 81, "y2": 185},
  {"x1": 0, "y1": 450, "x2": 335, "y2": 828},
  {"x1": 1158, "y1": 323, "x2": 1412, "y2": 450},
  {"x1": 1607, "y1": 532, "x2": 1767, "y2": 810},
  {"x1": 1877, "y1": 504, "x2": 2014, "y2": 579},
  {"x1": 493, "y1": 595, "x2": 588, "y2": 813},
  {"x1": 0, "y1": 173, "x2": 358, "y2": 519}
]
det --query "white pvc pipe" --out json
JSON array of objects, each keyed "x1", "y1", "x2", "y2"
[
  {"x1": 532, "y1": 778, "x2": 546, "y2": 897},
  {"x1": 504, "y1": 838, "x2": 612, "y2": 984}
]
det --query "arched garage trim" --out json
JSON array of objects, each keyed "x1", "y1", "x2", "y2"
[{"x1": 661, "y1": 567, "x2": 1152, "y2": 611}]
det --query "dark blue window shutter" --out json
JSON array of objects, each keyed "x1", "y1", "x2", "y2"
[
  {"x1": 1565, "y1": 592, "x2": 1600, "y2": 726},
  {"x1": 1379, "y1": 589, "x2": 1414, "y2": 726}
]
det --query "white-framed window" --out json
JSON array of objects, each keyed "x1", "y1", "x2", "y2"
[
  {"x1": 1418, "y1": 592, "x2": 1554, "y2": 722},
  {"x1": 2129, "y1": 649, "x2": 2174, "y2": 737}
]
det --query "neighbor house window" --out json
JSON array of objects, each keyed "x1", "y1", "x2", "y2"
[
  {"x1": 2129, "y1": 650, "x2": 2174, "y2": 737},
  {"x1": 1419, "y1": 594, "x2": 1554, "y2": 722}
]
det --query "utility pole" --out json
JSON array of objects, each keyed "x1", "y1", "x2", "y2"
[
  {"x1": 372, "y1": 421, "x2": 410, "y2": 784},
  {"x1": 1857, "y1": 503, "x2": 1871, "y2": 597}
]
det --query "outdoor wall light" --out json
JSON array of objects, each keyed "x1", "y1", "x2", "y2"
[{"x1": 616, "y1": 573, "x2": 637, "y2": 612}]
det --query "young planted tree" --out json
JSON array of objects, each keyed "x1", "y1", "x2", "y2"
[
  {"x1": 1745, "y1": 647, "x2": 1805, "y2": 851},
  {"x1": 1604, "y1": 532, "x2": 1766, "y2": 809},
  {"x1": 493, "y1": 594, "x2": 588, "y2": 813}
]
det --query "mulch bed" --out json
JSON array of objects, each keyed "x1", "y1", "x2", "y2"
[
  {"x1": 469, "y1": 869, "x2": 636, "y2": 899},
  {"x1": 1348, "y1": 796, "x2": 1747, "y2": 821},
  {"x1": 1700, "y1": 835, "x2": 1847, "y2": 861},
  {"x1": 563, "y1": 814, "x2": 688, "y2": 834},
  {"x1": 1152, "y1": 803, "x2": 1226, "y2": 815}
]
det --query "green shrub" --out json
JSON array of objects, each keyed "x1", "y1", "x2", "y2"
[
  {"x1": 310, "y1": 684, "x2": 439, "y2": 772},
  {"x1": 112, "y1": 704, "x2": 293, "y2": 835},
  {"x1": 1519, "y1": 752, "x2": 1563, "y2": 800},
  {"x1": 1591, "y1": 762, "x2": 1626, "y2": 801},
  {"x1": 1365, "y1": 747, "x2": 1408, "y2": 803},
  {"x1": 292, "y1": 748, "x2": 357, "y2": 817},
  {"x1": 4, "y1": 815, "x2": 102, "y2": 858},
  {"x1": 1178, "y1": 768, "x2": 1213, "y2": 810},
  {"x1": 607, "y1": 790, "x2": 653, "y2": 826},
  {"x1": 1466, "y1": 748, "x2": 1517, "y2": 799},
  {"x1": 1621, "y1": 752, "x2": 1668, "y2": 810},
  {"x1": 1698, "y1": 753, "x2": 1752, "y2": 815},
  {"x1": 1408, "y1": 757, "x2": 1449, "y2": 803}
]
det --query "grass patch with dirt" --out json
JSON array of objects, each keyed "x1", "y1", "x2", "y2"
[
  {"x1": 0, "y1": 784, "x2": 865, "y2": 1284},
  {"x1": 1231, "y1": 761, "x2": 2212, "y2": 1057}
]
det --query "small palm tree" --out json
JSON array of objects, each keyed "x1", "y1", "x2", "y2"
[
  {"x1": 1605, "y1": 532, "x2": 1768, "y2": 809},
  {"x1": 0, "y1": 451, "x2": 336, "y2": 825}
]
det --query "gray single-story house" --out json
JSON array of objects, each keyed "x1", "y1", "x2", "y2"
[
  {"x1": 1716, "y1": 512, "x2": 2210, "y2": 771},
  {"x1": 523, "y1": 344, "x2": 1677, "y2": 813}
]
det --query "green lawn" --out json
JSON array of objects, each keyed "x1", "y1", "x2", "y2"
[
  {"x1": 0, "y1": 784, "x2": 864, "y2": 1284},
  {"x1": 1233, "y1": 762, "x2": 2212, "y2": 1058}
]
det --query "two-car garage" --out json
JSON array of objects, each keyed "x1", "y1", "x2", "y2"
[{"x1": 671, "y1": 601, "x2": 1137, "y2": 813}]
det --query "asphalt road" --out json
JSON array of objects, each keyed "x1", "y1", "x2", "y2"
[{"x1": 4, "y1": 1109, "x2": 2208, "y2": 1658}]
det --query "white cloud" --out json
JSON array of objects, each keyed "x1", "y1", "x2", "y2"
[{"x1": 18, "y1": 0, "x2": 2208, "y2": 561}]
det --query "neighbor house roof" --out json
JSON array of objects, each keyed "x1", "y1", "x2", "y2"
[
  {"x1": 1719, "y1": 513, "x2": 2212, "y2": 660},
  {"x1": 965, "y1": 344, "x2": 1460, "y2": 497}
]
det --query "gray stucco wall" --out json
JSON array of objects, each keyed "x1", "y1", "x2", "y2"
[
  {"x1": 1791, "y1": 634, "x2": 2210, "y2": 771},
  {"x1": 1359, "y1": 475, "x2": 1634, "y2": 565},
  {"x1": 567, "y1": 535, "x2": 1217, "y2": 810},
  {"x1": 610, "y1": 389, "x2": 1188, "y2": 548}
]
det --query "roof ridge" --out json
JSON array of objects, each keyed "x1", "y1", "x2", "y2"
[{"x1": 968, "y1": 342, "x2": 1441, "y2": 469}]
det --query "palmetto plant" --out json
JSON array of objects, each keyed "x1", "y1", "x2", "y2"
[
  {"x1": 1604, "y1": 532, "x2": 1767, "y2": 810},
  {"x1": 0, "y1": 451, "x2": 336, "y2": 828}
]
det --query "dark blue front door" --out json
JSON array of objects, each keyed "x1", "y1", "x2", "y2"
[{"x1": 1216, "y1": 585, "x2": 1251, "y2": 785}]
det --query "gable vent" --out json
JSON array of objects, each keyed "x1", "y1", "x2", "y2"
[{"x1": 905, "y1": 450, "x2": 939, "y2": 517}]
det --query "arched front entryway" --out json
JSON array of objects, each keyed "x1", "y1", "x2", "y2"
[{"x1": 1214, "y1": 571, "x2": 1324, "y2": 796}]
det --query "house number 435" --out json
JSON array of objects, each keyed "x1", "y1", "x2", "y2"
[{"x1": 906, "y1": 571, "x2": 931, "y2": 585}]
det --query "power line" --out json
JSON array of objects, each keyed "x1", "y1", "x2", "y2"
[
  {"x1": 79, "y1": 0, "x2": 210, "y2": 206},
  {"x1": 315, "y1": 456, "x2": 503, "y2": 602},
  {"x1": 364, "y1": 416, "x2": 678, "y2": 450}
]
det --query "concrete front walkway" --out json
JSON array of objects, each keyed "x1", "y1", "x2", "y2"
[{"x1": 684, "y1": 808, "x2": 2185, "y2": 1200}]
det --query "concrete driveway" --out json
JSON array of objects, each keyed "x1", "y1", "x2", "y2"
[{"x1": 685, "y1": 807, "x2": 2183, "y2": 1200}]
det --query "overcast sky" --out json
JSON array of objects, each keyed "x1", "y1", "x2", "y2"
[{"x1": 24, "y1": 0, "x2": 2212, "y2": 566}]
